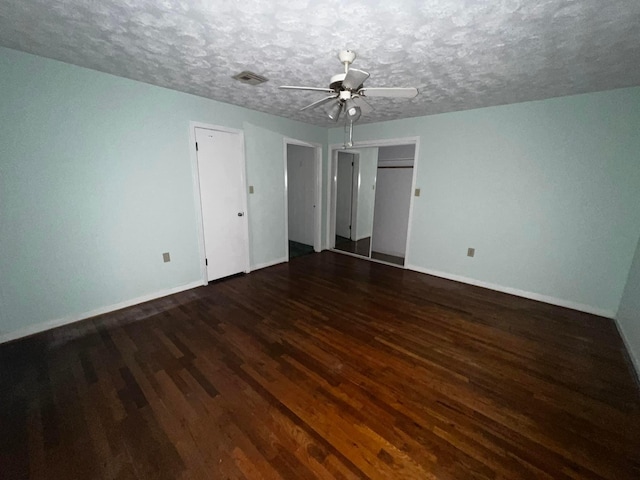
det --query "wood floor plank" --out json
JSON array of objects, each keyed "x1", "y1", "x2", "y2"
[{"x1": 1, "y1": 251, "x2": 639, "y2": 479}]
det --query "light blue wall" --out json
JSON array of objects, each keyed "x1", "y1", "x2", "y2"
[
  {"x1": 330, "y1": 88, "x2": 640, "y2": 316},
  {"x1": 2, "y1": 44, "x2": 639, "y2": 341},
  {"x1": 0, "y1": 47, "x2": 326, "y2": 338},
  {"x1": 617, "y1": 237, "x2": 640, "y2": 376},
  {"x1": 244, "y1": 123, "x2": 288, "y2": 267}
]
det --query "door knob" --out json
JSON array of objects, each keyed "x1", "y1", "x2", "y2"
[{"x1": 237, "y1": 212, "x2": 244, "y2": 216}]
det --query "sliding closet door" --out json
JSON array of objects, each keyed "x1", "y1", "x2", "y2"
[
  {"x1": 335, "y1": 152, "x2": 355, "y2": 240},
  {"x1": 334, "y1": 149, "x2": 377, "y2": 258},
  {"x1": 371, "y1": 145, "x2": 415, "y2": 266},
  {"x1": 331, "y1": 144, "x2": 416, "y2": 266}
]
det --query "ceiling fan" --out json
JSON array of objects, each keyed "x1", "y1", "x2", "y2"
[{"x1": 280, "y1": 50, "x2": 419, "y2": 124}]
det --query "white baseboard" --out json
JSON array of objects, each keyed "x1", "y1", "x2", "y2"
[
  {"x1": 0, "y1": 280, "x2": 204, "y2": 344},
  {"x1": 405, "y1": 264, "x2": 615, "y2": 319},
  {"x1": 613, "y1": 318, "x2": 640, "y2": 384},
  {"x1": 251, "y1": 257, "x2": 288, "y2": 271}
]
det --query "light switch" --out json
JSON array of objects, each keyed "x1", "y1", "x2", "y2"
[
  {"x1": 249, "y1": 185, "x2": 254, "y2": 194},
  {"x1": 163, "y1": 252, "x2": 171, "y2": 263},
  {"x1": 467, "y1": 248, "x2": 475, "y2": 258},
  {"x1": 415, "y1": 188, "x2": 421, "y2": 196}
]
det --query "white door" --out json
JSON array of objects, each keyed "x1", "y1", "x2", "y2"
[
  {"x1": 336, "y1": 152, "x2": 354, "y2": 239},
  {"x1": 287, "y1": 144, "x2": 316, "y2": 246},
  {"x1": 195, "y1": 127, "x2": 249, "y2": 281}
]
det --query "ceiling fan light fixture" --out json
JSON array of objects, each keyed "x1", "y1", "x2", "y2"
[
  {"x1": 345, "y1": 99, "x2": 361, "y2": 122},
  {"x1": 327, "y1": 101, "x2": 342, "y2": 122}
]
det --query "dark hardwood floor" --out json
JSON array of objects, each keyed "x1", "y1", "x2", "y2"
[{"x1": 1, "y1": 252, "x2": 639, "y2": 479}]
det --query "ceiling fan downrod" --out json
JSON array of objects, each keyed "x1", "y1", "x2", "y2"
[{"x1": 338, "y1": 50, "x2": 356, "y2": 74}]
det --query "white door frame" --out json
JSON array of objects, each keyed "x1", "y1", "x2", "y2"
[
  {"x1": 349, "y1": 153, "x2": 360, "y2": 241},
  {"x1": 327, "y1": 136, "x2": 421, "y2": 266},
  {"x1": 283, "y1": 138, "x2": 323, "y2": 258},
  {"x1": 189, "y1": 121, "x2": 251, "y2": 286}
]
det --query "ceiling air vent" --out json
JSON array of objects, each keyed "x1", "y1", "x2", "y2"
[{"x1": 232, "y1": 71, "x2": 268, "y2": 86}]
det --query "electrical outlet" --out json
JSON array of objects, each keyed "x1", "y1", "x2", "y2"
[
  {"x1": 415, "y1": 188, "x2": 421, "y2": 196},
  {"x1": 467, "y1": 248, "x2": 475, "y2": 258},
  {"x1": 249, "y1": 185, "x2": 254, "y2": 194},
  {"x1": 163, "y1": 252, "x2": 171, "y2": 263}
]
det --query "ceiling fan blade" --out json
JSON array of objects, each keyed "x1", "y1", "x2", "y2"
[
  {"x1": 351, "y1": 96, "x2": 373, "y2": 114},
  {"x1": 279, "y1": 85, "x2": 335, "y2": 93},
  {"x1": 359, "y1": 87, "x2": 418, "y2": 98},
  {"x1": 342, "y1": 68, "x2": 370, "y2": 90},
  {"x1": 300, "y1": 95, "x2": 339, "y2": 111}
]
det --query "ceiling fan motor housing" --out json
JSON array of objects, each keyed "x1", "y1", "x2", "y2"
[
  {"x1": 338, "y1": 50, "x2": 356, "y2": 65},
  {"x1": 330, "y1": 73, "x2": 365, "y2": 95},
  {"x1": 330, "y1": 73, "x2": 346, "y2": 91}
]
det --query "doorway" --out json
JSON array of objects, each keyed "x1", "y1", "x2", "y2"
[
  {"x1": 192, "y1": 124, "x2": 250, "y2": 283},
  {"x1": 284, "y1": 139, "x2": 322, "y2": 260}
]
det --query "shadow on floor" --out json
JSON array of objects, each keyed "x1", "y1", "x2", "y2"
[{"x1": 289, "y1": 240, "x2": 314, "y2": 259}]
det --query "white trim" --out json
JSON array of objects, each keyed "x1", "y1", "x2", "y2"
[
  {"x1": 0, "y1": 281, "x2": 203, "y2": 344},
  {"x1": 403, "y1": 139, "x2": 420, "y2": 265},
  {"x1": 405, "y1": 263, "x2": 615, "y2": 318},
  {"x1": 251, "y1": 257, "x2": 288, "y2": 271},
  {"x1": 189, "y1": 123, "x2": 208, "y2": 285},
  {"x1": 283, "y1": 139, "x2": 289, "y2": 261},
  {"x1": 327, "y1": 148, "x2": 338, "y2": 249},
  {"x1": 350, "y1": 153, "x2": 360, "y2": 241},
  {"x1": 239, "y1": 131, "x2": 252, "y2": 274},
  {"x1": 314, "y1": 142, "x2": 323, "y2": 252},
  {"x1": 325, "y1": 147, "x2": 334, "y2": 250},
  {"x1": 613, "y1": 318, "x2": 640, "y2": 383},
  {"x1": 283, "y1": 138, "x2": 323, "y2": 256},
  {"x1": 189, "y1": 122, "x2": 251, "y2": 285}
]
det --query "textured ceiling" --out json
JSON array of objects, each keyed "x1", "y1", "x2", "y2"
[{"x1": 1, "y1": 0, "x2": 639, "y2": 126}]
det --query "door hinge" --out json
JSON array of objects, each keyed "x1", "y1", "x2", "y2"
[
  {"x1": 205, "y1": 258, "x2": 208, "y2": 266},
  {"x1": 195, "y1": 142, "x2": 198, "y2": 151},
  {"x1": 352, "y1": 161, "x2": 354, "y2": 166}
]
